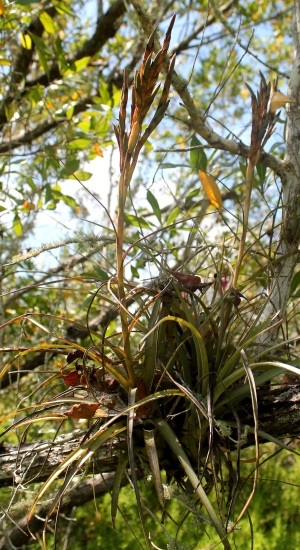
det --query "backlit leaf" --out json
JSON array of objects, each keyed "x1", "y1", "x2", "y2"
[
  {"x1": 61, "y1": 194, "x2": 79, "y2": 208},
  {"x1": 67, "y1": 139, "x2": 91, "y2": 150},
  {"x1": 39, "y1": 11, "x2": 55, "y2": 34},
  {"x1": 13, "y1": 213, "x2": 23, "y2": 236},
  {"x1": 30, "y1": 33, "x2": 49, "y2": 76},
  {"x1": 99, "y1": 80, "x2": 111, "y2": 105},
  {"x1": 21, "y1": 201, "x2": 35, "y2": 212},
  {"x1": 147, "y1": 189, "x2": 161, "y2": 222},
  {"x1": 74, "y1": 57, "x2": 91, "y2": 72},
  {"x1": 66, "y1": 106, "x2": 74, "y2": 120},
  {"x1": 190, "y1": 135, "x2": 207, "y2": 171},
  {"x1": 124, "y1": 214, "x2": 152, "y2": 230},
  {"x1": 20, "y1": 33, "x2": 32, "y2": 50},
  {"x1": 166, "y1": 207, "x2": 180, "y2": 225},
  {"x1": 68, "y1": 170, "x2": 92, "y2": 181},
  {"x1": 198, "y1": 170, "x2": 222, "y2": 209}
]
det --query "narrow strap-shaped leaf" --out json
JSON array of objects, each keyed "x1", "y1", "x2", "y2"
[
  {"x1": 111, "y1": 452, "x2": 129, "y2": 527},
  {"x1": 144, "y1": 428, "x2": 164, "y2": 508}
]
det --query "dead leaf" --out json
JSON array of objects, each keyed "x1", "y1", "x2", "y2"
[
  {"x1": 21, "y1": 201, "x2": 35, "y2": 212},
  {"x1": 64, "y1": 403, "x2": 99, "y2": 419},
  {"x1": 269, "y1": 91, "x2": 296, "y2": 114},
  {"x1": 169, "y1": 270, "x2": 202, "y2": 292},
  {"x1": 198, "y1": 170, "x2": 222, "y2": 209},
  {"x1": 61, "y1": 370, "x2": 83, "y2": 386},
  {"x1": 93, "y1": 142, "x2": 103, "y2": 157}
]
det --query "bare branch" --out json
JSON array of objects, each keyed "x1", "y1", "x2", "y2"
[
  {"x1": 0, "y1": 433, "x2": 122, "y2": 488},
  {"x1": 130, "y1": 0, "x2": 287, "y2": 179},
  {"x1": 0, "y1": 472, "x2": 125, "y2": 550},
  {"x1": 2, "y1": 7, "x2": 58, "y2": 117},
  {"x1": 20, "y1": 0, "x2": 126, "y2": 92},
  {"x1": 173, "y1": 0, "x2": 237, "y2": 56},
  {"x1": 0, "y1": 385, "x2": 299, "y2": 488},
  {"x1": 0, "y1": 0, "x2": 126, "y2": 128},
  {"x1": 0, "y1": 97, "x2": 94, "y2": 154}
]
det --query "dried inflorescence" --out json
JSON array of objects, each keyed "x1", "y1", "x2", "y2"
[
  {"x1": 245, "y1": 73, "x2": 295, "y2": 166},
  {"x1": 114, "y1": 15, "x2": 176, "y2": 173},
  {"x1": 245, "y1": 73, "x2": 276, "y2": 166}
]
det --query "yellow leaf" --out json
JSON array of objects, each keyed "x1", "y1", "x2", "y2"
[
  {"x1": 93, "y1": 142, "x2": 103, "y2": 157},
  {"x1": 21, "y1": 201, "x2": 35, "y2": 212},
  {"x1": 0, "y1": 0, "x2": 4, "y2": 17},
  {"x1": 240, "y1": 87, "x2": 249, "y2": 100},
  {"x1": 198, "y1": 170, "x2": 222, "y2": 209},
  {"x1": 39, "y1": 11, "x2": 55, "y2": 34},
  {"x1": 20, "y1": 33, "x2": 32, "y2": 50}
]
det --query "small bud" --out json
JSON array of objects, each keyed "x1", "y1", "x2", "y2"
[{"x1": 269, "y1": 91, "x2": 296, "y2": 114}]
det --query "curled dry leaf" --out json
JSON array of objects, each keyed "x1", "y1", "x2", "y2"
[
  {"x1": 62, "y1": 370, "x2": 82, "y2": 386},
  {"x1": 169, "y1": 270, "x2": 202, "y2": 292},
  {"x1": 64, "y1": 403, "x2": 99, "y2": 419},
  {"x1": 269, "y1": 91, "x2": 296, "y2": 114},
  {"x1": 198, "y1": 170, "x2": 222, "y2": 209}
]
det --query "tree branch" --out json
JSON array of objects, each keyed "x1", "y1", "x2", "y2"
[
  {"x1": 130, "y1": 0, "x2": 287, "y2": 179},
  {"x1": 256, "y1": 1, "x2": 300, "y2": 348},
  {"x1": 1, "y1": 6, "x2": 58, "y2": 126},
  {"x1": 21, "y1": 0, "x2": 125, "y2": 93},
  {"x1": 0, "y1": 97, "x2": 95, "y2": 154},
  {"x1": 0, "y1": 385, "x2": 299, "y2": 487},
  {"x1": 0, "y1": 0, "x2": 126, "y2": 128},
  {"x1": 0, "y1": 432, "x2": 123, "y2": 488},
  {"x1": 0, "y1": 383, "x2": 299, "y2": 546},
  {"x1": 0, "y1": 472, "x2": 125, "y2": 550}
]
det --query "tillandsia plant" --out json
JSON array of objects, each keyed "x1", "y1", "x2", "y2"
[
  {"x1": 1, "y1": 14, "x2": 300, "y2": 550},
  {"x1": 113, "y1": 14, "x2": 176, "y2": 390}
]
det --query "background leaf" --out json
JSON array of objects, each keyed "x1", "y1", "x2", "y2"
[
  {"x1": 190, "y1": 135, "x2": 207, "y2": 171},
  {"x1": 198, "y1": 170, "x2": 222, "y2": 209}
]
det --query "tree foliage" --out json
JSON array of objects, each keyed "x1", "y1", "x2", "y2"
[{"x1": 0, "y1": 0, "x2": 299, "y2": 548}]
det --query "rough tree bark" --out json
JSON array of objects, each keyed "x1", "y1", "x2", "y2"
[
  {"x1": 0, "y1": 472, "x2": 124, "y2": 550},
  {"x1": 256, "y1": 0, "x2": 300, "y2": 347},
  {"x1": 0, "y1": 383, "x2": 299, "y2": 548},
  {"x1": 0, "y1": 384, "x2": 299, "y2": 489},
  {"x1": 0, "y1": 2, "x2": 299, "y2": 548}
]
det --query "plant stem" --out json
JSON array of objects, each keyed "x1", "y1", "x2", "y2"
[
  {"x1": 232, "y1": 159, "x2": 255, "y2": 287},
  {"x1": 116, "y1": 168, "x2": 136, "y2": 388}
]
